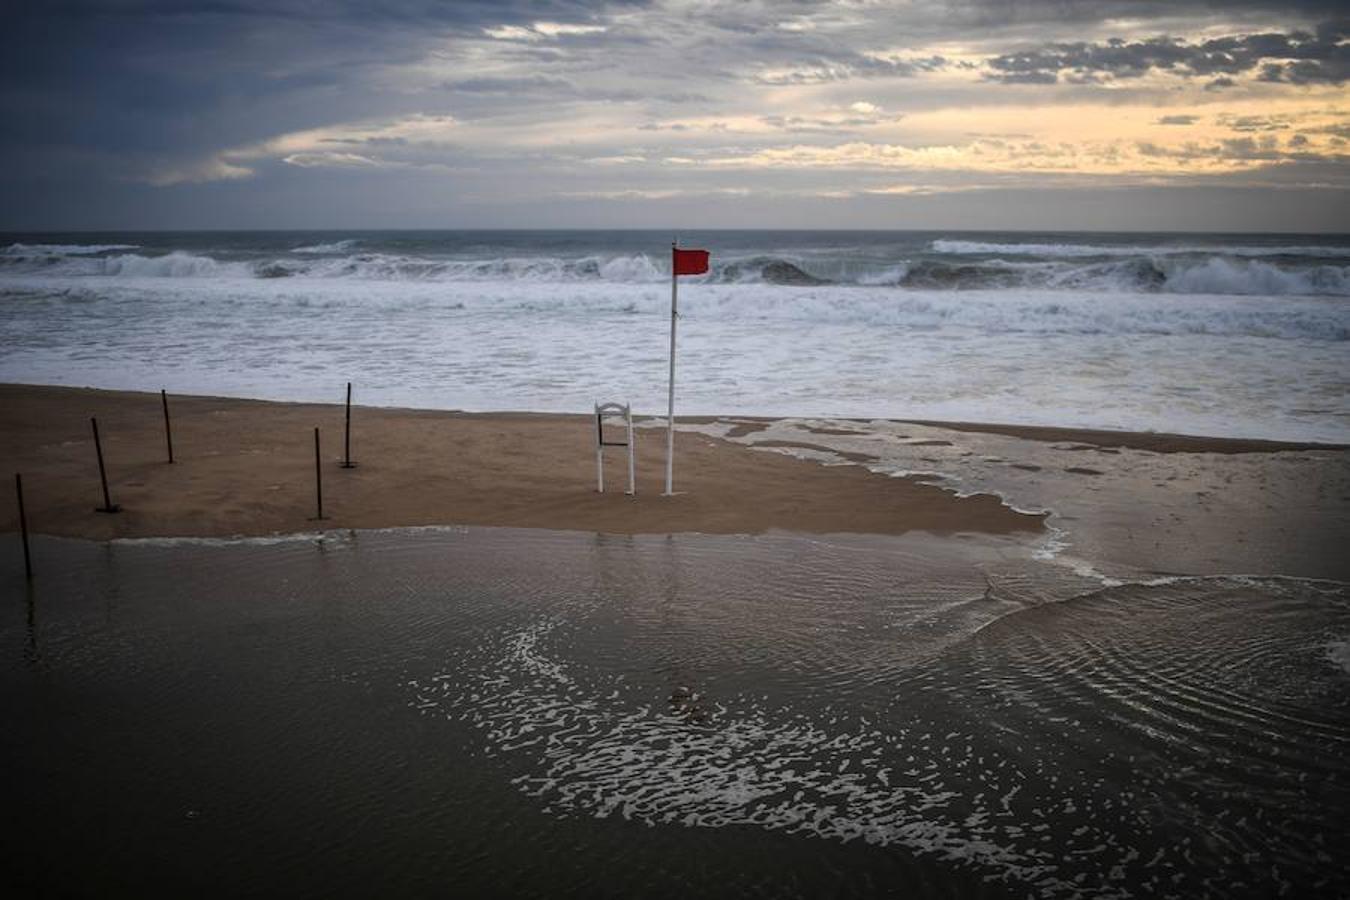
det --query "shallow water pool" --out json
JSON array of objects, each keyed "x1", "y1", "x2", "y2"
[{"x1": 2, "y1": 527, "x2": 1347, "y2": 897}]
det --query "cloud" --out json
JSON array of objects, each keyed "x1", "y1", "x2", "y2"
[
  {"x1": 532, "y1": 21, "x2": 607, "y2": 38},
  {"x1": 143, "y1": 112, "x2": 463, "y2": 183},
  {"x1": 699, "y1": 134, "x2": 1348, "y2": 179},
  {"x1": 142, "y1": 156, "x2": 254, "y2": 186},
  {"x1": 444, "y1": 75, "x2": 575, "y2": 93},
  {"x1": 558, "y1": 187, "x2": 751, "y2": 200},
  {"x1": 585, "y1": 154, "x2": 647, "y2": 165},
  {"x1": 281, "y1": 151, "x2": 382, "y2": 168},
  {"x1": 859, "y1": 182, "x2": 997, "y2": 196},
  {"x1": 751, "y1": 54, "x2": 947, "y2": 85},
  {"x1": 2, "y1": 0, "x2": 1347, "y2": 229},
  {"x1": 1219, "y1": 114, "x2": 1292, "y2": 131},
  {"x1": 484, "y1": 22, "x2": 608, "y2": 41},
  {"x1": 943, "y1": 1, "x2": 1350, "y2": 27},
  {"x1": 756, "y1": 102, "x2": 894, "y2": 134},
  {"x1": 984, "y1": 22, "x2": 1349, "y2": 86}
]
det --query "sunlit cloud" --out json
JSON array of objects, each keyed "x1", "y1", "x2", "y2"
[
  {"x1": 484, "y1": 22, "x2": 607, "y2": 41},
  {"x1": 701, "y1": 131, "x2": 1347, "y2": 179},
  {"x1": 281, "y1": 152, "x2": 381, "y2": 169}
]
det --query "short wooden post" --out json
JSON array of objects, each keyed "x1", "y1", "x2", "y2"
[
  {"x1": 312, "y1": 427, "x2": 325, "y2": 520},
  {"x1": 91, "y1": 417, "x2": 120, "y2": 513},
  {"x1": 16, "y1": 473, "x2": 33, "y2": 579},
  {"x1": 161, "y1": 389, "x2": 175, "y2": 464},
  {"x1": 340, "y1": 382, "x2": 356, "y2": 469}
]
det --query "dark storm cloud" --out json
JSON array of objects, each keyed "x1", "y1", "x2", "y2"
[
  {"x1": 0, "y1": 0, "x2": 625, "y2": 154},
  {"x1": 13, "y1": 0, "x2": 625, "y2": 31},
  {"x1": 2, "y1": 0, "x2": 1347, "y2": 230},
  {"x1": 985, "y1": 21, "x2": 1349, "y2": 85},
  {"x1": 442, "y1": 76, "x2": 709, "y2": 106},
  {"x1": 750, "y1": 54, "x2": 948, "y2": 85},
  {"x1": 446, "y1": 75, "x2": 577, "y2": 93},
  {"x1": 947, "y1": 0, "x2": 1350, "y2": 26}
]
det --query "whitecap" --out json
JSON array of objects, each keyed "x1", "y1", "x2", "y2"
[{"x1": 3, "y1": 242, "x2": 140, "y2": 255}]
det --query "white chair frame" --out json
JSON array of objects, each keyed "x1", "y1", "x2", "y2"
[{"x1": 594, "y1": 402, "x2": 636, "y2": 495}]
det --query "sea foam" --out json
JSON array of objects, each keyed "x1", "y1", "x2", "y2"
[
  {"x1": 931, "y1": 239, "x2": 1350, "y2": 259},
  {"x1": 1328, "y1": 640, "x2": 1350, "y2": 676},
  {"x1": 3, "y1": 242, "x2": 140, "y2": 255}
]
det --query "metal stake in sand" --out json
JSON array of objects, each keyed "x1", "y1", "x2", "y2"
[
  {"x1": 91, "y1": 417, "x2": 120, "y2": 513},
  {"x1": 311, "y1": 427, "x2": 326, "y2": 520},
  {"x1": 161, "y1": 389, "x2": 175, "y2": 464},
  {"x1": 341, "y1": 382, "x2": 356, "y2": 469},
  {"x1": 15, "y1": 473, "x2": 33, "y2": 579}
]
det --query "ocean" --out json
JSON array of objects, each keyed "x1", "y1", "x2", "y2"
[{"x1": 2, "y1": 229, "x2": 1348, "y2": 441}]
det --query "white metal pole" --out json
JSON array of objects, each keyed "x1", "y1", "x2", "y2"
[{"x1": 664, "y1": 241, "x2": 678, "y2": 495}]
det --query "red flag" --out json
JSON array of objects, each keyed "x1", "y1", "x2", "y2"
[{"x1": 673, "y1": 248, "x2": 710, "y2": 276}]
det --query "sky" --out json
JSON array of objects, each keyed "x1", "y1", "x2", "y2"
[{"x1": 1, "y1": 0, "x2": 1347, "y2": 232}]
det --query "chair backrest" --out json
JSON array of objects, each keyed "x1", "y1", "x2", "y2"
[{"x1": 594, "y1": 401, "x2": 636, "y2": 495}]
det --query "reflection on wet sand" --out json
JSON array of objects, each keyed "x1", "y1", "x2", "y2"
[{"x1": 3, "y1": 527, "x2": 1347, "y2": 897}]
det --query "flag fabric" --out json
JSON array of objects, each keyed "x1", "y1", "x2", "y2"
[{"x1": 672, "y1": 248, "x2": 710, "y2": 276}]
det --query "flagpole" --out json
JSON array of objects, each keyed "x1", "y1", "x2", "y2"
[{"x1": 664, "y1": 239, "x2": 678, "y2": 496}]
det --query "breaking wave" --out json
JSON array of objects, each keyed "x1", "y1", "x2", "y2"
[
  {"x1": 291, "y1": 239, "x2": 360, "y2": 254},
  {"x1": 931, "y1": 239, "x2": 1350, "y2": 259},
  {"x1": 894, "y1": 256, "x2": 1350, "y2": 296},
  {"x1": 2, "y1": 242, "x2": 1348, "y2": 296},
  {"x1": 11, "y1": 275, "x2": 1346, "y2": 340},
  {"x1": 3, "y1": 242, "x2": 140, "y2": 256}
]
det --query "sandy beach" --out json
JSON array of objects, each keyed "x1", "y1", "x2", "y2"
[
  {"x1": 0, "y1": 383, "x2": 1048, "y2": 540},
  {"x1": 4, "y1": 383, "x2": 1348, "y2": 581}
]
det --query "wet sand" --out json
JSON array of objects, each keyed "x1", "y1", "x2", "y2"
[
  {"x1": 699, "y1": 415, "x2": 1346, "y2": 454},
  {"x1": 0, "y1": 384, "x2": 1039, "y2": 540},
  {"x1": 697, "y1": 417, "x2": 1350, "y2": 581}
]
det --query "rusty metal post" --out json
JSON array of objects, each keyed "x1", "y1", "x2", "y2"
[
  {"x1": 91, "y1": 417, "x2": 120, "y2": 513},
  {"x1": 312, "y1": 427, "x2": 325, "y2": 520},
  {"x1": 341, "y1": 382, "x2": 356, "y2": 469},
  {"x1": 16, "y1": 473, "x2": 32, "y2": 579},
  {"x1": 161, "y1": 389, "x2": 174, "y2": 464}
]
